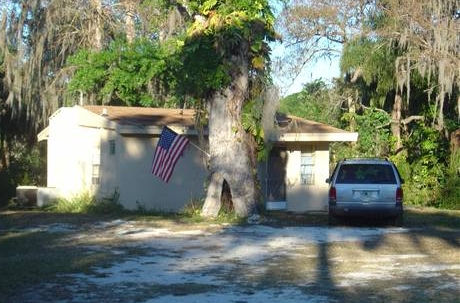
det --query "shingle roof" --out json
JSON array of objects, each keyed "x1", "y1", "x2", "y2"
[
  {"x1": 275, "y1": 113, "x2": 348, "y2": 134},
  {"x1": 81, "y1": 105, "x2": 357, "y2": 141},
  {"x1": 83, "y1": 105, "x2": 197, "y2": 127},
  {"x1": 84, "y1": 105, "x2": 347, "y2": 132}
]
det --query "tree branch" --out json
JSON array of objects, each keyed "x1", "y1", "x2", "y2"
[{"x1": 400, "y1": 115, "x2": 424, "y2": 125}]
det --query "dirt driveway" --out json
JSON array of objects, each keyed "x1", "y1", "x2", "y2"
[{"x1": 0, "y1": 210, "x2": 459, "y2": 303}]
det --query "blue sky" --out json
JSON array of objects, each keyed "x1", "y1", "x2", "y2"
[
  {"x1": 269, "y1": 1, "x2": 342, "y2": 96},
  {"x1": 280, "y1": 57, "x2": 340, "y2": 96},
  {"x1": 271, "y1": 43, "x2": 341, "y2": 96}
]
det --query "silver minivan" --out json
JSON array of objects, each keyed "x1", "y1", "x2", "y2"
[{"x1": 326, "y1": 158, "x2": 404, "y2": 225}]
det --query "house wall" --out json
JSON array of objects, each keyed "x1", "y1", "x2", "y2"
[
  {"x1": 98, "y1": 128, "x2": 118, "y2": 199},
  {"x1": 99, "y1": 135, "x2": 208, "y2": 211},
  {"x1": 284, "y1": 142, "x2": 330, "y2": 212},
  {"x1": 46, "y1": 107, "x2": 208, "y2": 211},
  {"x1": 45, "y1": 106, "x2": 340, "y2": 213},
  {"x1": 258, "y1": 142, "x2": 330, "y2": 212},
  {"x1": 47, "y1": 108, "x2": 101, "y2": 198}
]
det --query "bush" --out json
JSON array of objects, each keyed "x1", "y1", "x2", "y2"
[
  {"x1": 0, "y1": 170, "x2": 16, "y2": 208},
  {"x1": 50, "y1": 192, "x2": 96, "y2": 213},
  {"x1": 390, "y1": 147, "x2": 459, "y2": 209},
  {"x1": 180, "y1": 199, "x2": 205, "y2": 221},
  {"x1": 0, "y1": 141, "x2": 46, "y2": 208},
  {"x1": 48, "y1": 190, "x2": 124, "y2": 214},
  {"x1": 439, "y1": 149, "x2": 460, "y2": 209}
]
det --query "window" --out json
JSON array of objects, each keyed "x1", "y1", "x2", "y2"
[
  {"x1": 109, "y1": 140, "x2": 116, "y2": 155},
  {"x1": 336, "y1": 164, "x2": 397, "y2": 184},
  {"x1": 92, "y1": 164, "x2": 100, "y2": 185},
  {"x1": 301, "y1": 151, "x2": 315, "y2": 185},
  {"x1": 91, "y1": 147, "x2": 101, "y2": 185}
]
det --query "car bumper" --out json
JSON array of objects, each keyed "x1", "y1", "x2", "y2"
[{"x1": 329, "y1": 204, "x2": 403, "y2": 218}]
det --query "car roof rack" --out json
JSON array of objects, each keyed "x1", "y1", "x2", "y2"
[{"x1": 343, "y1": 157, "x2": 390, "y2": 161}]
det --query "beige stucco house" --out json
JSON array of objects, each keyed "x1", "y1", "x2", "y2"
[{"x1": 37, "y1": 105, "x2": 357, "y2": 213}]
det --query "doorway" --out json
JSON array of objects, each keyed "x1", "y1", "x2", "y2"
[{"x1": 266, "y1": 147, "x2": 287, "y2": 209}]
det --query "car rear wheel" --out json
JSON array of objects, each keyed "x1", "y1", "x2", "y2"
[
  {"x1": 392, "y1": 214, "x2": 404, "y2": 227},
  {"x1": 328, "y1": 214, "x2": 339, "y2": 226}
]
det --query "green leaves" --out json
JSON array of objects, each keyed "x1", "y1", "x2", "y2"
[
  {"x1": 279, "y1": 79, "x2": 340, "y2": 127},
  {"x1": 355, "y1": 108, "x2": 391, "y2": 156},
  {"x1": 67, "y1": 39, "x2": 180, "y2": 106},
  {"x1": 341, "y1": 37, "x2": 397, "y2": 107},
  {"x1": 67, "y1": 50, "x2": 111, "y2": 93},
  {"x1": 184, "y1": 0, "x2": 277, "y2": 83},
  {"x1": 201, "y1": 0, "x2": 218, "y2": 14},
  {"x1": 66, "y1": 0, "x2": 278, "y2": 111},
  {"x1": 242, "y1": 98, "x2": 267, "y2": 160}
]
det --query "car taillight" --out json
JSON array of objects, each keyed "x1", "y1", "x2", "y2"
[
  {"x1": 396, "y1": 187, "x2": 403, "y2": 203},
  {"x1": 329, "y1": 187, "x2": 337, "y2": 203}
]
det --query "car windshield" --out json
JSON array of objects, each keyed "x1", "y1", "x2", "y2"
[{"x1": 336, "y1": 164, "x2": 397, "y2": 184}]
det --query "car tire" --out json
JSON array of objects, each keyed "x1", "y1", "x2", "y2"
[
  {"x1": 392, "y1": 215, "x2": 404, "y2": 227},
  {"x1": 328, "y1": 215, "x2": 339, "y2": 226}
]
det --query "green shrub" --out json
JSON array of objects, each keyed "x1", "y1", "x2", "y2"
[
  {"x1": 439, "y1": 150, "x2": 460, "y2": 209},
  {"x1": 180, "y1": 198, "x2": 246, "y2": 224},
  {"x1": 0, "y1": 141, "x2": 46, "y2": 208},
  {"x1": 50, "y1": 192, "x2": 96, "y2": 213},
  {"x1": 391, "y1": 148, "x2": 459, "y2": 209},
  {"x1": 89, "y1": 190, "x2": 125, "y2": 214},
  {"x1": 48, "y1": 190, "x2": 124, "y2": 214},
  {"x1": 180, "y1": 199, "x2": 204, "y2": 219}
]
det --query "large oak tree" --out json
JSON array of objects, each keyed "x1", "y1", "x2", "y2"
[{"x1": 177, "y1": 1, "x2": 277, "y2": 218}]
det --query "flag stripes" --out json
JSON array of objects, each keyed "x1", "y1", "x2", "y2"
[{"x1": 151, "y1": 126, "x2": 189, "y2": 182}]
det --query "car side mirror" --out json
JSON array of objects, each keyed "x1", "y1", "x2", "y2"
[{"x1": 325, "y1": 178, "x2": 330, "y2": 184}]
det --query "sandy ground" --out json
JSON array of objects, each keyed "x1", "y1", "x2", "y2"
[{"x1": 7, "y1": 217, "x2": 459, "y2": 303}]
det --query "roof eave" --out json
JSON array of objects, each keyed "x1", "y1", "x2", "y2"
[
  {"x1": 37, "y1": 127, "x2": 49, "y2": 142},
  {"x1": 118, "y1": 125, "x2": 207, "y2": 136},
  {"x1": 274, "y1": 132, "x2": 358, "y2": 142}
]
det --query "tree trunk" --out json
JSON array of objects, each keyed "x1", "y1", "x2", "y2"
[
  {"x1": 391, "y1": 92, "x2": 402, "y2": 150},
  {"x1": 201, "y1": 172, "x2": 224, "y2": 217},
  {"x1": 90, "y1": 0, "x2": 103, "y2": 51},
  {"x1": 347, "y1": 93, "x2": 357, "y2": 132},
  {"x1": 124, "y1": 0, "x2": 135, "y2": 44},
  {"x1": 0, "y1": 132, "x2": 9, "y2": 170},
  {"x1": 201, "y1": 42, "x2": 256, "y2": 218}
]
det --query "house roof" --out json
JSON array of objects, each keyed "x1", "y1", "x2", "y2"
[
  {"x1": 272, "y1": 113, "x2": 358, "y2": 142},
  {"x1": 38, "y1": 105, "x2": 357, "y2": 142},
  {"x1": 275, "y1": 113, "x2": 345, "y2": 134},
  {"x1": 83, "y1": 105, "x2": 197, "y2": 128}
]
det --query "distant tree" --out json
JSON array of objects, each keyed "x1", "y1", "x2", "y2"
[
  {"x1": 275, "y1": 0, "x2": 374, "y2": 92},
  {"x1": 279, "y1": 79, "x2": 340, "y2": 126},
  {"x1": 0, "y1": 0, "x2": 118, "y2": 132},
  {"x1": 376, "y1": 0, "x2": 459, "y2": 133},
  {"x1": 123, "y1": 0, "x2": 136, "y2": 44},
  {"x1": 339, "y1": 0, "x2": 459, "y2": 148},
  {"x1": 0, "y1": 0, "x2": 179, "y2": 172},
  {"x1": 340, "y1": 37, "x2": 409, "y2": 149}
]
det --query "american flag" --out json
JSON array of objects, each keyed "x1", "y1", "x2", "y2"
[{"x1": 151, "y1": 126, "x2": 189, "y2": 182}]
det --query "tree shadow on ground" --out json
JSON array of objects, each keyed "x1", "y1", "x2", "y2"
[
  {"x1": 260, "y1": 207, "x2": 460, "y2": 302},
  {"x1": 1, "y1": 208, "x2": 459, "y2": 303}
]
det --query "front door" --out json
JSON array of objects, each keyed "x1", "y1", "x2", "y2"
[{"x1": 266, "y1": 147, "x2": 287, "y2": 204}]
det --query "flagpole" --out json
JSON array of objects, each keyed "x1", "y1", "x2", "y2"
[
  {"x1": 188, "y1": 140, "x2": 211, "y2": 158},
  {"x1": 165, "y1": 126, "x2": 210, "y2": 158}
]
